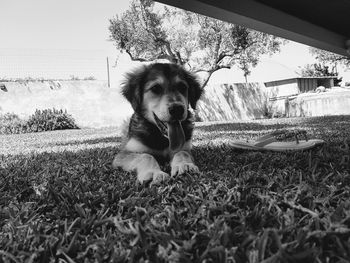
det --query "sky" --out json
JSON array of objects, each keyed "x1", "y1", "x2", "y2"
[
  {"x1": 0, "y1": 0, "x2": 132, "y2": 80},
  {"x1": 1, "y1": 0, "x2": 347, "y2": 83},
  {"x1": 0, "y1": 0, "x2": 130, "y2": 51}
]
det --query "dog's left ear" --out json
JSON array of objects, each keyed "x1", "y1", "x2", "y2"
[{"x1": 184, "y1": 71, "x2": 203, "y2": 109}]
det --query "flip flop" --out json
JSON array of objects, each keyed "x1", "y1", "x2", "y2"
[{"x1": 231, "y1": 130, "x2": 324, "y2": 152}]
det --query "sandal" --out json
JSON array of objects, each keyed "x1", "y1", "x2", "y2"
[{"x1": 230, "y1": 130, "x2": 324, "y2": 152}]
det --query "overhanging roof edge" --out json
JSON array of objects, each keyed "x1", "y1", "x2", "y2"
[{"x1": 155, "y1": 0, "x2": 350, "y2": 57}]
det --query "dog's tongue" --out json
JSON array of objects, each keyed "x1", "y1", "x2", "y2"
[{"x1": 167, "y1": 121, "x2": 185, "y2": 152}]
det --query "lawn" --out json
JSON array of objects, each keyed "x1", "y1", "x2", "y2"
[{"x1": 0, "y1": 116, "x2": 350, "y2": 262}]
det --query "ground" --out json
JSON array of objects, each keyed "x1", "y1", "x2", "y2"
[{"x1": 0, "y1": 116, "x2": 350, "y2": 262}]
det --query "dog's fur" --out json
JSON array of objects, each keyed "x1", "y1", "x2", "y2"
[{"x1": 112, "y1": 63, "x2": 203, "y2": 184}]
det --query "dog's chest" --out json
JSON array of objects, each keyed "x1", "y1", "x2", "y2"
[
  {"x1": 124, "y1": 137, "x2": 192, "y2": 161},
  {"x1": 125, "y1": 113, "x2": 194, "y2": 157},
  {"x1": 124, "y1": 137, "x2": 171, "y2": 158}
]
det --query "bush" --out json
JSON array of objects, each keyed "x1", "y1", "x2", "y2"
[
  {"x1": 0, "y1": 109, "x2": 79, "y2": 134},
  {"x1": 0, "y1": 113, "x2": 27, "y2": 134},
  {"x1": 26, "y1": 109, "x2": 79, "y2": 132}
]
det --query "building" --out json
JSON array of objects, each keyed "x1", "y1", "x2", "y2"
[{"x1": 265, "y1": 77, "x2": 337, "y2": 102}]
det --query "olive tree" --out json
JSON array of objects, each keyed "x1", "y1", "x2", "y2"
[{"x1": 109, "y1": 0, "x2": 285, "y2": 86}]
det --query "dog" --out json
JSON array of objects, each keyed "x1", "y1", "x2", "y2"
[{"x1": 112, "y1": 63, "x2": 203, "y2": 184}]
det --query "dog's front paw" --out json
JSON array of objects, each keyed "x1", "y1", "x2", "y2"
[
  {"x1": 171, "y1": 163, "x2": 199, "y2": 176},
  {"x1": 151, "y1": 171, "x2": 170, "y2": 185},
  {"x1": 138, "y1": 170, "x2": 169, "y2": 184}
]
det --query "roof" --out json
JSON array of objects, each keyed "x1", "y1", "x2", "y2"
[
  {"x1": 264, "y1": 77, "x2": 336, "y2": 87},
  {"x1": 155, "y1": 0, "x2": 350, "y2": 57}
]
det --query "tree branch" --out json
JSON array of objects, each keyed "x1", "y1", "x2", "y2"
[
  {"x1": 154, "y1": 38, "x2": 183, "y2": 64},
  {"x1": 216, "y1": 52, "x2": 236, "y2": 65},
  {"x1": 216, "y1": 44, "x2": 251, "y2": 65},
  {"x1": 124, "y1": 48, "x2": 177, "y2": 64},
  {"x1": 194, "y1": 65, "x2": 231, "y2": 88},
  {"x1": 124, "y1": 50, "x2": 149, "y2": 62},
  {"x1": 163, "y1": 41, "x2": 178, "y2": 63}
]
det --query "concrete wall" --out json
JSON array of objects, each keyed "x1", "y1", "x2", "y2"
[
  {"x1": 1, "y1": 80, "x2": 349, "y2": 128},
  {"x1": 197, "y1": 82, "x2": 268, "y2": 121},
  {"x1": 0, "y1": 80, "x2": 133, "y2": 128},
  {"x1": 287, "y1": 88, "x2": 350, "y2": 117},
  {"x1": 0, "y1": 80, "x2": 269, "y2": 127}
]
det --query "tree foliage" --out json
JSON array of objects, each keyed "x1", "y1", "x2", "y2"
[
  {"x1": 298, "y1": 63, "x2": 342, "y2": 86},
  {"x1": 310, "y1": 47, "x2": 350, "y2": 68},
  {"x1": 109, "y1": 0, "x2": 285, "y2": 86},
  {"x1": 299, "y1": 63, "x2": 338, "y2": 78}
]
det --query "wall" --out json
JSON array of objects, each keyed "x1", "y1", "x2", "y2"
[
  {"x1": 0, "y1": 80, "x2": 133, "y2": 128},
  {"x1": 1, "y1": 80, "x2": 269, "y2": 127},
  {"x1": 197, "y1": 82, "x2": 268, "y2": 121},
  {"x1": 287, "y1": 88, "x2": 350, "y2": 117},
  {"x1": 1, "y1": 80, "x2": 349, "y2": 128}
]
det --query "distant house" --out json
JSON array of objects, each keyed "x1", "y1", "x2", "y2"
[
  {"x1": 265, "y1": 77, "x2": 336, "y2": 101},
  {"x1": 264, "y1": 77, "x2": 339, "y2": 117}
]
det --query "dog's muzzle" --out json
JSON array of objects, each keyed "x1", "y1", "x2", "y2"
[{"x1": 168, "y1": 104, "x2": 185, "y2": 120}]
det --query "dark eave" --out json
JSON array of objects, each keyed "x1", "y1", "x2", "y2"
[{"x1": 155, "y1": 0, "x2": 350, "y2": 57}]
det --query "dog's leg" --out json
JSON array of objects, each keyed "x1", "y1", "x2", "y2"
[
  {"x1": 170, "y1": 150, "x2": 199, "y2": 176},
  {"x1": 113, "y1": 151, "x2": 169, "y2": 184}
]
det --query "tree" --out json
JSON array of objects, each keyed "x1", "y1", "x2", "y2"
[
  {"x1": 299, "y1": 63, "x2": 338, "y2": 77},
  {"x1": 310, "y1": 47, "x2": 350, "y2": 68},
  {"x1": 109, "y1": 0, "x2": 285, "y2": 87}
]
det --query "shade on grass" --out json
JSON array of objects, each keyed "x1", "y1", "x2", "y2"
[{"x1": 0, "y1": 116, "x2": 349, "y2": 262}]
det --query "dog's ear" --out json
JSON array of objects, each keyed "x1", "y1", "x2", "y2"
[
  {"x1": 121, "y1": 67, "x2": 146, "y2": 112},
  {"x1": 184, "y1": 71, "x2": 203, "y2": 109}
]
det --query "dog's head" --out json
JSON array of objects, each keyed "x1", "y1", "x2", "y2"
[{"x1": 121, "y1": 63, "x2": 202, "y2": 125}]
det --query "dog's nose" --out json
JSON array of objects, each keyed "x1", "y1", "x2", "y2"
[{"x1": 169, "y1": 104, "x2": 185, "y2": 119}]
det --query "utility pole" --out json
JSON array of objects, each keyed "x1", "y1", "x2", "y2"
[{"x1": 106, "y1": 57, "x2": 110, "y2": 88}]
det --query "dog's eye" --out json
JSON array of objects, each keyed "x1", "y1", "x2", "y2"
[
  {"x1": 150, "y1": 84, "x2": 163, "y2": 94},
  {"x1": 177, "y1": 83, "x2": 188, "y2": 94}
]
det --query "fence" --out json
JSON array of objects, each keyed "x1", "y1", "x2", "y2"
[{"x1": 0, "y1": 48, "x2": 113, "y2": 81}]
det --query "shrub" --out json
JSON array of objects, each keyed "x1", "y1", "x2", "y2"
[
  {"x1": 70, "y1": 75, "x2": 80, "y2": 80},
  {"x1": 83, "y1": 76, "x2": 96, "y2": 80},
  {"x1": 26, "y1": 109, "x2": 79, "y2": 132},
  {"x1": 0, "y1": 113, "x2": 27, "y2": 134}
]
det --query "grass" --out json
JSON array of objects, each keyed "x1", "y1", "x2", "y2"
[{"x1": 0, "y1": 115, "x2": 350, "y2": 262}]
